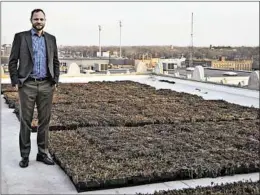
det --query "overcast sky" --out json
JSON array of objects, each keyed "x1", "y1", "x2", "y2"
[{"x1": 1, "y1": 2, "x2": 259, "y2": 47}]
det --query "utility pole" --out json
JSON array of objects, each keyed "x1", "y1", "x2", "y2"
[
  {"x1": 119, "y1": 20, "x2": 122, "y2": 58},
  {"x1": 189, "y1": 12, "x2": 194, "y2": 67},
  {"x1": 98, "y1": 25, "x2": 101, "y2": 57}
]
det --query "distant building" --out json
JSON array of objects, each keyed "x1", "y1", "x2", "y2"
[
  {"x1": 110, "y1": 51, "x2": 118, "y2": 58},
  {"x1": 134, "y1": 58, "x2": 159, "y2": 69},
  {"x1": 185, "y1": 59, "x2": 212, "y2": 67},
  {"x1": 96, "y1": 51, "x2": 110, "y2": 58},
  {"x1": 1, "y1": 44, "x2": 12, "y2": 57},
  {"x1": 211, "y1": 56, "x2": 253, "y2": 71},
  {"x1": 96, "y1": 52, "x2": 102, "y2": 57},
  {"x1": 1, "y1": 56, "x2": 9, "y2": 65},
  {"x1": 159, "y1": 57, "x2": 186, "y2": 70},
  {"x1": 109, "y1": 58, "x2": 134, "y2": 67},
  {"x1": 94, "y1": 63, "x2": 109, "y2": 71},
  {"x1": 1, "y1": 46, "x2": 4, "y2": 56},
  {"x1": 102, "y1": 51, "x2": 110, "y2": 58},
  {"x1": 59, "y1": 58, "x2": 110, "y2": 70},
  {"x1": 60, "y1": 62, "x2": 68, "y2": 73},
  {"x1": 59, "y1": 57, "x2": 135, "y2": 71},
  {"x1": 186, "y1": 56, "x2": 253, "y2": 71},
  {"x1": 150, "y1": 58, "x2": 160, "y2": 68}
]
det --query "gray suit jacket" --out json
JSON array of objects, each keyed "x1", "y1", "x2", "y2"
[{"x1": 8, "y1": 30, "x2": 60, "y2": 87}]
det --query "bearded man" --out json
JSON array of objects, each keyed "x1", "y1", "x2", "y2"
[{"x1": 8, "y1": 8, "x2": 60, "y2": 168}]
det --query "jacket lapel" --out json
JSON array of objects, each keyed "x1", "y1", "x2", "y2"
[
  {"x1": 44, "y1": 33, "x2": 51, "y2": 63},
  {"x1": 25, "y1": 31, "x2": 34, "y2": 60}
]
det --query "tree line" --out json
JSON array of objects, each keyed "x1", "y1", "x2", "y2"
[{"x1": 59, "y1": 45, "x2": 259, "y2": 61}]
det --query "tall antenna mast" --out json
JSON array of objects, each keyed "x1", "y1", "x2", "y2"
[
  {"x1": 98, "y1": 25, "x2": 101, "y2": 57},
  {"x1": 119, "y1": 20, "x2": 122, "y2": 58},
  {"x1": 189, "y1": 12, "x2": 194, "y2": 67}
]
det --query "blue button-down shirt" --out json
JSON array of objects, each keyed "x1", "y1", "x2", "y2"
[{"x1": 30, "y1": 28, "x2": 48, "y2": 79}]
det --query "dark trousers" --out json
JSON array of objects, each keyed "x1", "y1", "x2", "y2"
[{"x1": 18, "y1": 79, "x2": 54, "y2": 158}]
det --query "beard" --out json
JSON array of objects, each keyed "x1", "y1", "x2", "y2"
[{"x1": 33, "y1": 24, "x2": 45, "y2": 31}]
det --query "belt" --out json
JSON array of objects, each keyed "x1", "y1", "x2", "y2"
[{"x1": 27, "y1": 77, "x2": 50, "y2": 82}]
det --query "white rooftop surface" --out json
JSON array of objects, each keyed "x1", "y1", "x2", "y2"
[{"x1": 1, "y1": 75, "x2": 259, "y2": 194}]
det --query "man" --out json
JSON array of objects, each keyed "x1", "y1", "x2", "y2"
[{"x1": 8, "y1": 9, "x2": 60, "y2": 168}]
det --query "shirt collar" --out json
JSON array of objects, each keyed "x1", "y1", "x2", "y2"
[{"x1": 31, "y1": 28, "x2": 45, "y2": 36}]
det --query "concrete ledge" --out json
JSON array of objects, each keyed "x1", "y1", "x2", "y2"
[{"x1": 155, "y1": 73, "x2": 259, "y2": 91}]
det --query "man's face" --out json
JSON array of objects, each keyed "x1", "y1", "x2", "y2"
[{"x1": 31, "y1": 11, "x2": 46, "y2": 31}]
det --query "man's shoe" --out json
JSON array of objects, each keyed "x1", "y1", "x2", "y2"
[
  {"x1": 36, "y1": 153, "x2": 54, "y2": 165},
  {"x1": 19, "y1": 157, "x2": 29, "y2": 168}
]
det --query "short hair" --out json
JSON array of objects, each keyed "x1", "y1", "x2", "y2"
[{"x1": 30, "y1": 9, "x2": 45, "y2": 20}]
